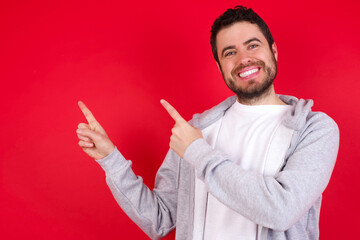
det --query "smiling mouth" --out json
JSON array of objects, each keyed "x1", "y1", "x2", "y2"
[{"x1": 238, "y1": 68, "x2": 260, "y2": 78}]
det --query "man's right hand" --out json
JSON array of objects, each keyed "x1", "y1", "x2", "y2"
[{"x1": 76, "y1": 101, "x2": 115, "y2": 160}]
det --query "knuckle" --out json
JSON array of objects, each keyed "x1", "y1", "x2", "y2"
[
  {"x1": 95, "y1": 134, "x2": 106, "y2": 143},
  {"x1": 172, "y1": 129, "x2": 180, "y2": 136}
]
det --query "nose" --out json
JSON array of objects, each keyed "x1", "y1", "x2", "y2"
[{"x1": 235, "y1": 50, "x2": 252, "y2": 66}]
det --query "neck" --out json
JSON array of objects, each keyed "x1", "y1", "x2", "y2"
[{"x1": 237, "y1": 86, "x2": 285, "y2": 106}]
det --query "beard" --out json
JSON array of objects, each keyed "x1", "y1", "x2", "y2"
[{"x1": 222, "y1": 56, "x2": 277, "y2": 104}]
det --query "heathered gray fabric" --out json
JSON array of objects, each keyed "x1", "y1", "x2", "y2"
[{"x1": 96, "y1": 95, "x2": 339, "y2": 240}]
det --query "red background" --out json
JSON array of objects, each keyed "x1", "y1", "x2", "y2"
[{"x1": 1, "y1": 0, "x2": 359, "y2": 239}]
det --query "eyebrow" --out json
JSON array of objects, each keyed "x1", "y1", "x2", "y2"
[
  {"x1": 243, "y1": 37, "x2": 262, "y2": 45},
  {"x1": 220, "y1": 38, "x2": 263, "y2": 57}
]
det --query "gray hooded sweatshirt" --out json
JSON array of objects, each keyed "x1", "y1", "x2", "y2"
[{"x1": 96, "y1": 95, "x2": 339, "y2": 240}]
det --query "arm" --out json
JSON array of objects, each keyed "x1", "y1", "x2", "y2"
[
  {"x1": 96, "y1": 148, "x2": 178, "y2": 239},
  {"x1": 184, "y1": 113, "x2": 339, "y2": 231},
  {"x1": 160, "y1": 100, "x2": 339, "y2": 231},
  {"x1": 76, "y1": 101, "x2": 178, "y2": 239}
]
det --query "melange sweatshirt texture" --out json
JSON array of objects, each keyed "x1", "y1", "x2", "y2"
[{"x1": 96, "y1": 95, "x2": 339, "y2": 240}]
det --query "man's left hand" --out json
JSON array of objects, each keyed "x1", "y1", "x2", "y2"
[{"x1": 161, "y1": 99, "x2": 203, "y2": 159}]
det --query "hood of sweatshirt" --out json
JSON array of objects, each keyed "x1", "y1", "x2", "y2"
[{"x1": 189, "y1": 95, "x2": 314, "y2": 132}]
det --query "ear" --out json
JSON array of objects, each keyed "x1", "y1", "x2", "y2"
[{"x1": 272, "y1": 42, "x2": 278, "y2": 61}]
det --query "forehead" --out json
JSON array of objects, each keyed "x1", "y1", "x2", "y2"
[{"x1": 216, "y1": 21, "x2": 266, "y2": 49}]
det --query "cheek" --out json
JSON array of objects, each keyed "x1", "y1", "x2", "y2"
[
  {"x1": 261, "y1": 52, "x2": 276, "y2": 64},
  {"x1": 220, "y1": 61, "x2": 235, "y2": 74}
]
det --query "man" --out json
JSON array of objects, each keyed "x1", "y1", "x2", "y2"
[{"x1": 76, "y1": 6, "x2": 339, "y2": 240}]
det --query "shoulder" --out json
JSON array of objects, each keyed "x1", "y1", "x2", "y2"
[
  {"x1": 279, "y1": 95, "x2": 338, "y2": 134},
  {"x1": 189, "y1": 96, "x2": 236, "y2": 129},
  {"x1": 303, "y1": 111, "x2": 339, "y2": 141}
]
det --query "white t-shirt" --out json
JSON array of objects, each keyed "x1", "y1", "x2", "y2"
[{"x1": 193, "y1": 101, "x2": 292, "y2": 240}]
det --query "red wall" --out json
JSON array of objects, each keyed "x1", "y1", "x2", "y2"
[{"x1": 1, "y1": 0, "x2": 359, "y2": 239}]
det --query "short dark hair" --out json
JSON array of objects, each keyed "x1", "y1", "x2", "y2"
[{"x1": 210, "y1": 6, "x2": 275, "y2": 64}]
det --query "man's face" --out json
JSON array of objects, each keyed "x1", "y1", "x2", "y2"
[{"x1": 216, "y1": 21, "x2": 278, "y2": 102}]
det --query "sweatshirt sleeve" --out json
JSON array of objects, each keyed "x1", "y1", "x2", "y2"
[
  {"x1": 96, "y1": 147, "x2": 179, "y2": 239},
  {"x1": 183, "y1": 113, "x2": 339, "y2": 231}
]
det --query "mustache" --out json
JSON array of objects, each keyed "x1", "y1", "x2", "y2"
[{"x1": 231, "y1": 60, "x2": 265, "y2": 76}]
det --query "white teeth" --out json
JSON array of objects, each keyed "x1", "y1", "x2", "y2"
[{"x1": 239, "y1": 68, "x2": 259, "y2": 78}]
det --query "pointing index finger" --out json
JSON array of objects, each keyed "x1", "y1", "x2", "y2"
[
  {"x1": 78, "y1": 101, "x2": 98, "y2": 130},
  {"x1": 160, "y1": 99, "x2": 187, "y2": 124}
]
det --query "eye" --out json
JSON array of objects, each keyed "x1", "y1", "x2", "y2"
[
  {"x1": 225, "y1": 51, "x2": 236, "y2": 57},
  {"x1": 249, "y1": 44, "x2": 258, "y2": 49}
]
